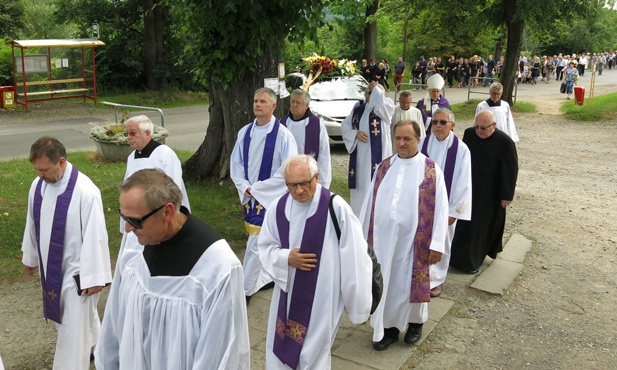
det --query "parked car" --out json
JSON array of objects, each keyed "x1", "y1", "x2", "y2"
[{"x1": 285, "y1": 73, "x2": 368, "y2": 143}]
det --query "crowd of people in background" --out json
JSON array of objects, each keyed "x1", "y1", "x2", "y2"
[{"x1": 360, "y1": 50, "x2": 616, "y2": 91}]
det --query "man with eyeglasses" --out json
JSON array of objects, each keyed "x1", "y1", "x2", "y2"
[
  {"x1": 96, "y1": 169, "x2": 250, "y2": 369},
  {"x1": 231, "y1": 87, "x2": 298, "y2": 304},
  {"x1": 450, "y1": 110, "x2": 518, "y2": 274},
  {"x1": 280, "y1": 89, "x2": 332, "y2": 188},
  {"x1": 341, "y1": 81, "x2": 395, "y2": 216},
  {"x1": 360, "y1": 121, "x2": 449, "y2": 351},
  {"x1": 419, "y1": 108, "x2": 472, "y2": 298},
  {"x1": 22, "y1": 136, "x2": 112, "y2": 369},
  {"x1": 258, "y1": 154, "x2": 372, "y2": 369},
  {"x1": 475, "y1": 82, "x2": 519, "y2": 142}
]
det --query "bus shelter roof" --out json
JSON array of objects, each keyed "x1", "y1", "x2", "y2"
[{"x1": 7, "y1": 39, "x2": 105, "y2": 49}]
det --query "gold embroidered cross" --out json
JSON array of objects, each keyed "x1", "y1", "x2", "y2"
[
  {"x1": 353, "y1": 114, "x2": 359, "y2": 123},
  {"x1": 373, "y1": 163, "x2": 378, "y2": 171},
  {"x1": 256, "y1": 204, "x2": 264, "y2": 215},
  {"x1": 349, "y1": 169, "x2": 355, "y2": 177},
  {"x1": 372, "y1": 127, "x2": 380, "y2": 136},
  {"x1": 47, "y1": 290, "x2": 58, "y2": 300},
  {"x1": 371, "y1": 118, "x2": 379, "y2": 129},
  {"x1": 244, "y1": 203, "x2": 250, "y2": 213}
]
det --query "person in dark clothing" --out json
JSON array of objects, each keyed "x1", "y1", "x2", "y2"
[{"x1": 450, "y1": 110, "x2": 518, "y2": 274}]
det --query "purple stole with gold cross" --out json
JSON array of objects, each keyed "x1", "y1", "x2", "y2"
[
  {"x1": 33, "y1": 165, "x2": 79, "y2": 324},
  {"x1": 242, "y1": 120, "x2": 280, "y2": 227},
  {"x1": 281, "y1": 114, "x2": 320, "y2": 160},
  {"x1": 348, "y1": 103, "x2": 382, "y2": 189},
  {"x1": 272, "y1": 186, "x2": 331, "y2": 368},
  {"x1": 367, "y1": 155, "x2": 436, "y2": 303},
  {"x1": 421, "y1": 133, "x2": 459, "y2": 198}
]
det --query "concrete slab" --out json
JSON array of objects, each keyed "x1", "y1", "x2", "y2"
[
  {"x1": 333, "y1": 333, "x2": 417, "y2": 370},
  {"x1": 428, "y1": 298, "x2": 454, "y2": 321},
  {"x1": 331, "y1": 355, "x2": 380, "y2": 370},
  {"x1": 500, "y1": 233, "x2": 533, "y2": 263},
  {"x1": 470, "y1": 258, "x2": 523, "y2": 295}
]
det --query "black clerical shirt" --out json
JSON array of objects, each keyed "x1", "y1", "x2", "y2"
[
  {"x1": 142, "y1": 207, "x2": 222, "y2": 276},
  {"x1": 134, "y1": 139, "x2": 161, "y2": 159}
]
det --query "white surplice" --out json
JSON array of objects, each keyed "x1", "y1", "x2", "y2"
[
  {"x1": 258, "y1": 185, "x2": 372, "y2": 369},
  {"x1": 359, "y1": 154, "x2": 449, "y2": 341},
  {"x1": 419, "y1": 132, "x2": 472, "y2": 288},
  {"x1": 391, "y1": 106, "x2": 426, "y2": 139},
  {"x1": 341, "y1": 86, "x2": 395, "y2": 217},
  {"x1": 121, "y1": 144, "x2": 191, "y2": 233},
  {"x1": 21, "y1": 162, "x2": 112, "y2": 370},
  {"x1": 95, "y1": 239, "x2": 250, "y2": 370},
  {"x1": 283, "y1": 114, "x2": 332, "y2": 188},
  {"x1": 476, "y1": 100, "x2": 519, "y2": 142},
  {"x1": 230, "y1": 117, "x2": 298, "y2": 296}
]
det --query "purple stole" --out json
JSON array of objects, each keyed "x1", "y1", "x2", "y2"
[
  {"x1": 348, "y1": 104, "x2": 383, "y2": 189},
  {"x1": 281, "y1": 114, "x2": 320, "y2": 160},
  {"x1": 242, "y1": 120, "x2": 280, "y2": 226},
  {"x1": 421, "y1": 133, "x2": 459, "y2": 198},
  {"x1": 33, "y1": 166, "x2": 79, "y2": 324},
  {"x1": 272, "y1": 187, "x2": 331, "y2": 368},
  {"x1": 367, "y1": 155, "x2": 435, "y2": 303}
]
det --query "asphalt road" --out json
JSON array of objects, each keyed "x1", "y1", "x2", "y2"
[{"x1": 1, "y1": 67, "x2": 615, "y2": 162}]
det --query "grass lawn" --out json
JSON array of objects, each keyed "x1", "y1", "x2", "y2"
[{"x1": 561, "y1": 91, "x2": 617, "y2": 121}]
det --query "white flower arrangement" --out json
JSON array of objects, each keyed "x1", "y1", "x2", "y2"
[{"x1": 89, "y1": 121, "x2": 168, "y2": 144}]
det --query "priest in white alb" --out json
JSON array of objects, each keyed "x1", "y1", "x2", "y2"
[
  {"x1": 231, "y1": 87, "x2": 298, "y2": 302},
  {"x1": 96, "y1": 169, "x2": 250, "y2": 369},
  {"x1": 281, "y1": 89, "x2": 331, "y2": 188},
  {"x1": 259, "y1": 155, "x2": 372, "y2": 369},
  {"x1": 360, "y1": 121, "x2": 449, "y2": 350},
  {"x1": 342, "y1": 82, "x2": 395, "y2": 216},
  {"x1": 391, "y1": 90, "x2": 425, "y2": 140},
  {"x1": 419, "y1": 108, "x2": 472, "y2": 298},
  {"x1": 475, "y1": 82, "x2": 519, "y2": 142},
  {"x1": 22, "y1": 137, "x2": 112, "y2": 370}
]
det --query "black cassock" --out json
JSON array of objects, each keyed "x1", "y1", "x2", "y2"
[{"x1": 450, "y1": 127, "x2": 518, "y2": 272}]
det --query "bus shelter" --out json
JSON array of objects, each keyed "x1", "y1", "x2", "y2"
[{"x1": 7, "y1": 39, "x2": 105, "y2": 109}]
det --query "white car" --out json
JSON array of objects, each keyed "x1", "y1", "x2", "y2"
[{"x1": 286, "y1": 73, "x2": 368, "y2": 144}]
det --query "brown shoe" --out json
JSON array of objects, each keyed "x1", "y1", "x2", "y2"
[{"x1": 430, "y1": 285, "x2": 442, "y2": 298}]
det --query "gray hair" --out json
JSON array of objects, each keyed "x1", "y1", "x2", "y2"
[
  {"x1": 120, "y1": 168, "x2": 182, "y2": 211},
  {"x1": 399, "y1": 90, "x2": 412, "y2": 99},
  {"x1": 489, "y1": 82, "x2": 504, "y2": 93},
  {"x1": 126, "y1": 115, "x2": 154, "y2": 134},
  {"x1": 393, "y1": 120, "x2": 421, "y2": 139},
  {"x1": 291, "y1": 89, "x2": 311, "y2": 105},
  {"x1": 434, "y1": 107, "x2": 455, "y2": 123},
  {"x1": 254, "y1": 87, "x2": 277, "y2": 104},
  {"x1": 281, "y1": 154, "x2": 319, "y2": 180},
  {"x1": 29, "y1": 136, "x2": 66, "y2": 163}
]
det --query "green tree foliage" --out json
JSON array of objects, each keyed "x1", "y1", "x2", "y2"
[
  {"x1": 172, "y1": 0, "x2": 328, "y2": 178},
  {"x1": 0, "y1": 1, "x2": 25, "y2": 38}
]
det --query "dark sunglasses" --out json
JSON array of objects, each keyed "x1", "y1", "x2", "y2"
[
  {"x1": 118, "y1": 204, "x2": 165, "y2": 229},
  {"x1": 431, "y1": 119, "x2": 449, "y2": 125}
]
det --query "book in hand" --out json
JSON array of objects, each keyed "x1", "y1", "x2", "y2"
[{"x1": 73, "y1": 274, "x2": 111, "y2": 296}]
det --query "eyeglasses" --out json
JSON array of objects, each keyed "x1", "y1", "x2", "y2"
[
  {"x1": 474, "y1": 122, "x2": 495, "y2": 131},
  {"x1": 431, "y1": 119, "x2": 449, "y2": 126},
  {"x1": 286, "y1": 176, "x2": 315, "y2": 191},
  {"x1": 118, "y1": 204, "x2": 165, "y2": 229}
]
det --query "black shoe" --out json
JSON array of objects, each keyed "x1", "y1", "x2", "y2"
[
  {"x1": 373, "y1": 335, "x2": 398, "y2": 351},
  {"x1": 467, "y1": 268, "x2": 480, "y2": 274},
  {"x1": 404, "y1": 323, "x2": 423, "y2": 344},
  {"x1": 372, "y1": 327, "x2": 399, "y2": 351},
  {"x1": 259, "y1": 282, "x2": 275, "y2": 291}
]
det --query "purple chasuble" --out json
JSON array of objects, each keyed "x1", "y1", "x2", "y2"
[
  {"x1": 242, "y1": 120, "x2": 280, "y2": 226},
  {"x1": 367, "y1": 156, "x2": 436, "y2": 303},
  {"x1": 421, "y1": 133, "x2": 459, "y2": 198},
  {"x1": 272, "y1": 186, "x2": 331, "y2": 368},
  {"x1": 348, "y1": 104, "x2": 383, "y2": 189},
  {"x1": 281, "y1": 114, "x2": 320, "y2": 160},
  {"x1": 33, "y1": 166, "x2": 79, "y2": 324}
]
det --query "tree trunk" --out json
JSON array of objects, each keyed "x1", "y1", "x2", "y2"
[
  {"x1": 183, "y1": 46, "x2": 287, "y2": 179},
  {"x1": 494, "y1": 27, "x2": 507, "y2": 61},
  {"x1": 500, "y1": 0, "x2": 524, "y2": 105},
  {"x1": 364, "y1": 0, "x2": 379, "y2": 60},
  {"x1": 143, "y1": 0, "x2": 166, "y2": 91}
]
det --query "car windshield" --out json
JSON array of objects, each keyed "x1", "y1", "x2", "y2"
[{"x1": 309, "y1": 77, "x2": 366, "y2": 101}]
